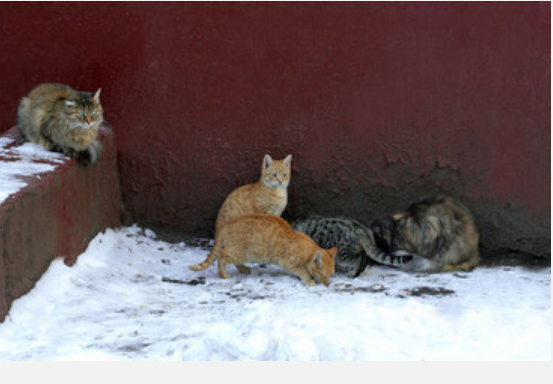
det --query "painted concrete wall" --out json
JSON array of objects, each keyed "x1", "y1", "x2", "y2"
[
  {"x1": 0, "y1": 126, "x2": 122, "y2": 321},
  {"x1": 0, "y1": 2, "x2": 550, "y2": 257}
]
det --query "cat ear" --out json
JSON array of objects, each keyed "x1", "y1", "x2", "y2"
[
  {"x1": 283, "y1": 154, "x2": 292, "y2": 168},
  {"x1": 263, "y1": 154, "x2": 273, "y2": 169},
  {"x1": 65, "y1": 100, "x2": 76, "y2": 107},
  {"x1": 327, "y1": 247, "x2": 338, "y2": 259},
  {"x1": 393, "y1": 213, "x2": 407, "y2": 221},
  {"x1": 93, "y1": 88, "x2": 102, "y2": 103},
  {"x1": 313, "y1": 250, "x2": 323, "y2": 267}
]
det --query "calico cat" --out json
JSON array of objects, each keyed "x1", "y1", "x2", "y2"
[
  {"x1": 292, "y1": 216, "x2": 412, "y2": 278},
  {"x1": 189, "y1": 214, "x2": 338, "y2": 286},
  {"x1": 368, "y1": 196, "x2": 479, "y2": 273},
  {"x1": 215, "y1": 154, "x2": 292, "y2": 234},
  {"x1": 17, "y1": 83, "x2": 103, "y2": 165}
]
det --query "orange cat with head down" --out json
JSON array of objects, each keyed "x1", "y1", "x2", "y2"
[
  {"x1": 215, "y1": 154, "x2": 292, "y2": 234},
  {"x1": 189, "y1": 214, "x2": 338, "y2": 286}
]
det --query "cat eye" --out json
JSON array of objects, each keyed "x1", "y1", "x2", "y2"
[{"x1": 273, "y1": 173, "x2": 278, "y2": 178}]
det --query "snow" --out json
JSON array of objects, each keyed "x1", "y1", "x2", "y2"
[
  {"x1": 0, "y1": 225, "x2": 550, "y2": 361},
  {"x1": 0, "y1": 136, "x2": 68, "y2": 205}
]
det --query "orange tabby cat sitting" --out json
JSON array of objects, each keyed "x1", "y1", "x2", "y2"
[
  {"x1": 189, "y1": 214, "x2": 338, "y2": 286},
  {"x1": 215, "y1": 154, "x2": 292, "y2": 234}
]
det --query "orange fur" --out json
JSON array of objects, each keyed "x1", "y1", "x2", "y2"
[
  {"x1": 215, "y1": 154, "x2": 292, "y2": 234},
  {"x1": 190, "y1": 214, "x2": 338, "y2": 286}
]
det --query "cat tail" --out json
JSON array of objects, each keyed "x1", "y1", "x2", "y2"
[
  {"x1": 398, "y1": 254, "x2": 443, "y2": 273},
  {"x1": 16, "y1": 97, "x2": 36, "y2": 143},
  {"x1": 358, "y1": 228, "x2": 413, "y2": 267},
  {"x1": 79, "y1": 139, "x2": 103, "y2": 166},
  {"x1": 188, "y1": 239, "x2": 222, "y2": 272}
]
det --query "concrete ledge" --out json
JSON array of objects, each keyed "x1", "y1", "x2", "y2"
[{"x1": 0, "y1": 124, "x2": 123, "y2": 322}]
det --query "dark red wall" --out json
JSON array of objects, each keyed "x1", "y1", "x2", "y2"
[
  {"x1": 0, "y1": 126, "x2": 122, "y2": 321},
  {"x1": 0, "y1": 2, "x2": 550, "y2": 256}
]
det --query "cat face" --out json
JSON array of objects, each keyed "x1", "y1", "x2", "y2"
[
  {"x1": 369, "y1": 214, "x2": 396, "y2": 253},
  {"x1": 261, "y1": 154, "x2": 292, "y2": 188},
  {"x1": 390, "y1": 214, "x2": 418, "y2": 252},
  {"x1": 64, "y1": 89, "x2": 103, "y2": 129},
  {"x1": 307, "y1": 247, "x2": 337, "y2": 286},
  {"x1": 369, "y1": 213, "x2": 417, "y2": 253}
]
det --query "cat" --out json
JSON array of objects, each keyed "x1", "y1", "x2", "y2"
[
  {"x1": 17, "y1": 82, "x2": 104, "y2": 165},
  {"x1": 214, "y1": 154, "x2": 292, "y2": 234},
  {"x1": 292, "y1": 216, "x2": 412, "y2": 278},
  {"x1": 189, "y1": 214, "x2": 338, "y2": 286},
  {"x1": 368, "y1": 196, "x2": 480, "y2": 273}
]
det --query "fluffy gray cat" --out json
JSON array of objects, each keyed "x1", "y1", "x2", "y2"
[{"x1": 17, "y1": 83, "x2": 103, "y2": 165}]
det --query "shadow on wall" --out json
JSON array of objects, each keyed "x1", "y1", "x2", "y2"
[{"x1": 0, "y1": 2, "x2": 549, "y2": 261}]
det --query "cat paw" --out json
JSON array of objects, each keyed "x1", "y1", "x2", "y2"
[
  {"x1": 218, "y1": 271, "x2": 231, "y2": 279},
  {"x1": 347, "y1": 270, "x2": 360, "y2": 279}
]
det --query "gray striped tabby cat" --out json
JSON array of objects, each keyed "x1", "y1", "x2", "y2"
[{"x1": 292, "y1": 216, "x2": 411, "y2": 278}]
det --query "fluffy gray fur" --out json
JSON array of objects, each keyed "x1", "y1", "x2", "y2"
[{"x1": 368, "y1": 196, "x2": 480, "y2": 273}]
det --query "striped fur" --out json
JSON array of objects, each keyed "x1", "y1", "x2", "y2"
[
  {"x1": 292, "y1": 216, "x2": 412, "y2": 278},
  {"x1": 368, "y1": 196, "x2": 480, "y2": 273},
  {"x1": 17, "y1": 83, "x2": 103, "y2": 165}
]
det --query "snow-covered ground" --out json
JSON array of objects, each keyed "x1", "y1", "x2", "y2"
[
  {"x1": 0, "y1": 135, "x2": 67, "y2": 204},
  {"x1": 0, "y1": 225, "x2": 550, "y2": 361}
]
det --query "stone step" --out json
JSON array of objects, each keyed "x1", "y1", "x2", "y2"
[{"x1": 0, "y1": 124, "x2": 123, "y2": 322}]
